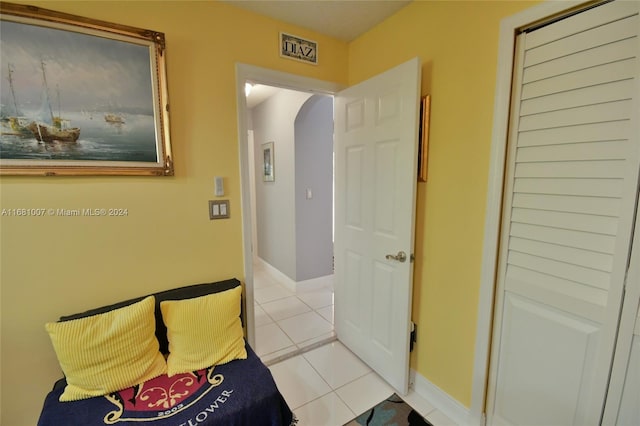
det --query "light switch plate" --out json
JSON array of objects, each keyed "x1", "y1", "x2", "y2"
[{"x1": 209, "y1": 200, "x2": 230, "y2": 219}]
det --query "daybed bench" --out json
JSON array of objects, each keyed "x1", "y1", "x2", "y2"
[{"x1": 38, "y1": 278, "x2": 294, "y2": 426}]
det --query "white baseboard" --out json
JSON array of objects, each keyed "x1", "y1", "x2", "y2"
[
  {"x1": 410, "y1": 369, "x2": 479, "y2": 426},
  {"x1": 296, "y1": 274, "x2": 334, "y2": 290},
  {"x1": 256, "y1": 258, "x2": 333, "y2": 293},
  {"x1": 255, "y1": 258, "x2": 297, "y2": 292}
]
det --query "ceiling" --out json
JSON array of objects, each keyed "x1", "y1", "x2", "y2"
[
  {"x1": 235, "y1": 1, "x2": 412, "y2": 108},
  {"x1": 221, "y1": 0, "x2": 412, "y2": 42},
  {"x1": 245, "y1": 84, "x2": 282, "y2": 109}
]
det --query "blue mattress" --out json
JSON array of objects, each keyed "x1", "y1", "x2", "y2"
[{"x1": 38, "y1": 344, "x2": 294, "y2": 426}]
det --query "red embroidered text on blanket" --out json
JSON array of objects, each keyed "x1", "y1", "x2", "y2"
[{"x1": 103, "y1": 366, "x2": 231, "y2": 423}]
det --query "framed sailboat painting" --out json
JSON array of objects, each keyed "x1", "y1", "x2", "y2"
[{"x1": 0, "y1": 2, "x2": 173, "y2": 176}]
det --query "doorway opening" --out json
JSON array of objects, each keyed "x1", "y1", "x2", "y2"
[
  {"x1": 238, "y1": 59, "x2": 421, "y2": 395},
  {"x1": 244, "y1": 81, "x2": 336, "y2": 364}
]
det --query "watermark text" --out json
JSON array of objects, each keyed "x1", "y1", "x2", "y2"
[{"x1": 1, "y1": 208, "x2": 129, "y2": 217}]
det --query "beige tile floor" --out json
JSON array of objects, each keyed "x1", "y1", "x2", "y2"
[
  {"x1": 253, "y1": 261, "x2": 335, "y2": 364},
  {"x1": 268, "y1": 341, "x2": 457, "y2": 425},
  {"x1": 253, "y1": 261, "x2": 456, "y2": 425}
]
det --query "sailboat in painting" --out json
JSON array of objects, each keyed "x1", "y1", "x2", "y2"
[
  {"x1": 104, "y1": 113, "x2": 125, "y2": 124},
  {"x1": 27, "y1": 60, "x2": 80, "y2": 143},
  {"x1": 0, "y1": 63, "x2": 31, "y2": 136}
]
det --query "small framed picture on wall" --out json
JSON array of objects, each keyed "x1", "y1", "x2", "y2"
[{"x1": 262, "y1": 141, "x2": 274, "y2": 182}]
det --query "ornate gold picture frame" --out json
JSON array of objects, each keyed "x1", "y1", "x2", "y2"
[
  {"x1": 0, "y1": 2, "x2": 173, "y2": 176},
  {"x1": 418, "y1": 95, "x2": 431, "y2": 182}
]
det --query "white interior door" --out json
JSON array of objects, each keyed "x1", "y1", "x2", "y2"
[
  {"x1": 334, "y1": 57, "x2": 421, "y2": 394},
  {"x1": 487, "y1": 1, "x2": 640, "y2": 425}
]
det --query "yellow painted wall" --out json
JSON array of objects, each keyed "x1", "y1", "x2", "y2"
[
  {"x1": 0, "y1": 0, "x2": 551, "y2": 422},
  {"x1": 348, "y1": 0, "x2": 537, "y2": 407},
  {"x1": 0, "y1": 1, "x2": 347, "y2": 424}
]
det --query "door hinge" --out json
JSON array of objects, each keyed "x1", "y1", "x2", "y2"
[{"x1": 410, "y1": 321, "x2": 417, "y2": 352}]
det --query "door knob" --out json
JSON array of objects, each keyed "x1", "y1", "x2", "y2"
[{"x1": 385, "y1": 251, "x2": 407, "y2": 263}]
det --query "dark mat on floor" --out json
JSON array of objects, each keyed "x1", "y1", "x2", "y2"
[{"x1": 344, "y1": 393, "x2": 434, "y2": 426}]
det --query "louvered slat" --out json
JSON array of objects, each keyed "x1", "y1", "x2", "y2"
[
  {"x1": 519, "y1": 100, "x2": 631, "y2": 131},
  {"x1": 518, "y1": 120, "x2": 630, "y2": 147},
  {"x1": 512, "y1": 193, "x2": 621, "y2": 216},
  {"x1": 515, "y1": 160, "x2": 627, "y2": 178},
  {"x1": 523, "y1": 38, "x2": 636, "y2": 84},
  {"x1": 510, "y1": 222, "x2": 616, "y2": 254},
  {"x1": 524, "y1": 15, "x2": 637, "y2": 66},
  {"x1": 508, "y1": 236, "x2": 613, "y2": 272},
  {"x1": 510, "y1": 208, "x2": 619, "y2": 235},
  {"x1": 516, "y1": 141, "x2": 630, "y2": 162},
  {"x1": 507, "y1": 250, "x2": 610, "y2": 290},
  {"x1": 513, "y1": 177, "x2": 624, "y2": 197},
  {"x1": 521, "y1": 58, "x2": 635, "y2": 99},
  {"x1": 506, "y1": 265, "x2": 608, "y2": 314},
  {"x1": 524, "y1": 0, "x2": 639, "y2": 49},
  {"x1": 520, "y1": 79, "x2": 633, "y2": 116}
]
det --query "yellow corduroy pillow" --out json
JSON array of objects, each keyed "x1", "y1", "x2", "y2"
[
  {"x1": 160, "y1": 286, "x2": 247, "y2": 376},
  {"x1": 45, "y1": 295, "x2": 167, "y2": 401}
]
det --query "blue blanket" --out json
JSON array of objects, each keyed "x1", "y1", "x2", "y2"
[{"x1": 38, "y1": 345, "x2": 294, "y2": 426}]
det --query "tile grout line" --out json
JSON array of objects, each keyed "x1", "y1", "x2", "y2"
[
  {"x1": 256, "y1": 269, "x2": 339, "y2": 369},
  {"x1": 293, "y1": 390, "x2": 357, "y2": 420},
  {"x1": 265, "y1": 296, "x2": 334, "y2": 345},
  {"x1": 261, "y1": 295, "x2": 314, "y2": 322},
  {"x1": 256, "y1": 306, "x2": 335, "y2": 362},
  {"x1": 289, "y1": 348, "x2": 344, "y2": 414},
  {"x1": 263, "y1": 335, "x2": 338, "y2": 367},
  {"x1": 299, "y1": 345, "x2": 379, "y2": 419}
]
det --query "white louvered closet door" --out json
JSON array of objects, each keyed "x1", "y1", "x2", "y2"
[{"x1": 487, "y1": 1, "x2": 640, "y2": 425}]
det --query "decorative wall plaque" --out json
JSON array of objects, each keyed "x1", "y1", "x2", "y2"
[{"x1": 280, "y1": 32, "x2": 317, "y2": 65}]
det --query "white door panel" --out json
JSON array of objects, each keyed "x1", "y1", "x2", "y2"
[
  {"x1": 335, "y1": 57, "x2": 420, "y2": 394},
  {"x1": 494, "y1": 294, "x2": 600, "y2": 426}
]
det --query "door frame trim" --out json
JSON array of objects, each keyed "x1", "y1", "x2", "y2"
[
  {"x1": 234, "y1": 63, "x2": 343, "y2": 347},
  {"x1": 471, "y1": 0, "x2": 590, "y2": 422}
]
